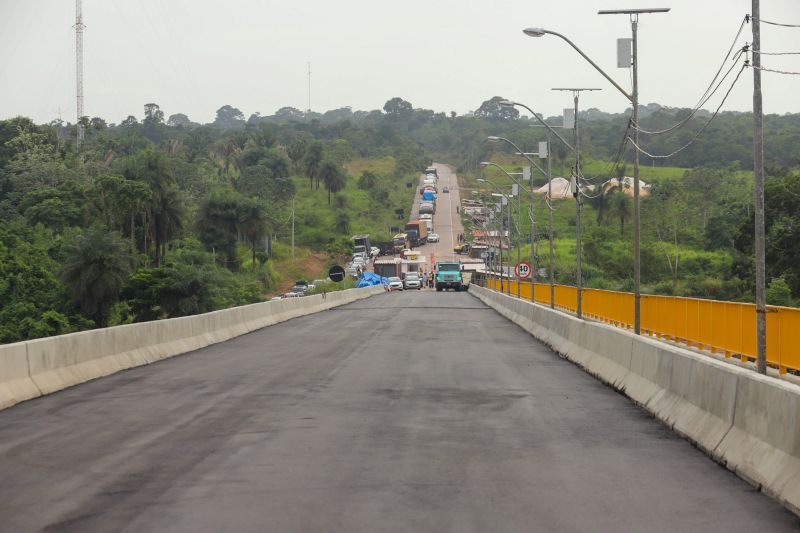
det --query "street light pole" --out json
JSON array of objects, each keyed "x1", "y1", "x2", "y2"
[
  {"x1": 553, "y1": 88, "x2": 600, "y2": 318},
  {"x1": 481, "y1": 162, "x2": 536, "y2": 298},
  {"x1": 480, "y1": 176, "x2": 517, "y2": 296},
  {"x1": 486, "y1": 137, "x2": 547, "y2": 303},
  {"x1": 546, "y1": 131, "x2": 554, "y2": 308},
  {"x1": 524, "y1": 7, "x2": 669, "y2": 332}
]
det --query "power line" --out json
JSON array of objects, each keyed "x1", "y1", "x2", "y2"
[
  {"x1": 631, "y1": 17, "x2": 748, "y2": 135},
  {"x1": 752, "y1": 65, "x2": 800, "y2": 75},
  {"x1": 751, "y1": 17, "x2": 800, "y2": 28},
  {"x1": 628, "y1": 63, "x2": 747, "y2": 159},
  {"x1": 754, "y1": 50, "x2": 800, "y2": 55}
]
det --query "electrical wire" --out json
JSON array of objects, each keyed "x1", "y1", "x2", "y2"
[
  {"x1": 628, "y1": 62, "x2": 747, "y2": 159},
  {"x1": 631, "y1": 46, "x2": 746, "y2": 135},
  {"x1": 751, "y1": 17, "x2": 800, "y2": 28},
  {"x1": 752, "y1": 65, "x2": 800, "y2": 75},
  {"x1": 754, "y1": 50, "x2": 800, "y2": 55}
]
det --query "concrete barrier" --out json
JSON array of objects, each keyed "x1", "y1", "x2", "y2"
[
  {"x1": 470, "y1": 284, "x2": 800, "y2": 516},
  {"x1": 0, "y1": 286, "x2": 384, "y2": 409}
]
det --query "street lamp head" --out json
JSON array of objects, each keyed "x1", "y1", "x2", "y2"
[
  {"x1": 477, "y1": 178, "x2": 486, "y2": 183},
  {"x1": 480, "y1": 162, "x2": 490, "y2": 167},
  {"x1": 523, "y1": 27, "x2": 546, "y2": 37},
  {"x1": 498, "y1": 99, "x2": 516, "y2": 109},
  {"x1": 487, "y1": 136, "x2": 500, "y2": 142}
]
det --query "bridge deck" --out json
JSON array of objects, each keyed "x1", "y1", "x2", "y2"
[{"x1": 0, "y1": 291, "x2": 796, "y2": 532}]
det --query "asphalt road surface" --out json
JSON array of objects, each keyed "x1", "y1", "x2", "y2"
[
  {"x1": 0, "y1": 292, "x2": 797, "y2": 532},
  {"x1": 410, "y1": 163, "x2": 464, "y2": 270}
]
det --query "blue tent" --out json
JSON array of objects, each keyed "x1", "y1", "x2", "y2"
[
  {"x1": 356, "y1": 271, "x2": 388, "y2": 288},
  {"x1": 422, "y1": 191, "x2": 437, "y2": 202}
]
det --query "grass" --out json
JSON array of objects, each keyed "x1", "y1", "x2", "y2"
[{"x1": 291, "y1": 156, "x2": 417, "y2": 247}]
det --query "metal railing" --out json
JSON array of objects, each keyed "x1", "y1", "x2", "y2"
[{"x1": 475, "y1": 274, "x2": 800, "y2": 374}]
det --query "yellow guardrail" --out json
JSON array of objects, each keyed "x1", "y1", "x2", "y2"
[{"x1": 483, "y1": 277, "x2": 800, "y2": 374}]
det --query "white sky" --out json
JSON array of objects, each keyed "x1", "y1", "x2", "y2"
[{"x1": 1, "y1": 0, "x2": 799, "y2": 124}]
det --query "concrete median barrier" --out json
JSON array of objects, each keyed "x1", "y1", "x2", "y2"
[
  {"x1": 469, "y1": 284, "x2": 800, "y2": 516},
  {"x1": 0, "y1": 286, "x2": 384, "y2": 410}
]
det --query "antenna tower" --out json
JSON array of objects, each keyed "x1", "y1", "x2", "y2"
[
  {"x1": 75, "y1": 0, "x2": 85, "y2": 148},
  {"x1": 307, "y1": 61, "x2": 311, "y2": 113}
]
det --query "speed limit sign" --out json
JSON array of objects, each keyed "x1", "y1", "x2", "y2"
[{"x1": 515, "y1": 261, "x2": 532, "y2": 280}]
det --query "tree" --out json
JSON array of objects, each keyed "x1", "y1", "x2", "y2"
[
  {"x1": 357, "y1": 170, "x2": 378, "y2": 190},
  {"x1": 319, "y1": 160, "x2": 347, "y2": 204},
  {"x1": 475, "y1": 96, "x2": 519, "y2": 120},
  {"x1": 143, "y1": 103, "x2": 164, "y2": 126},
  {"x1": 60, "y1": 228, "x2": 135, "y2": 326},
  {"x1": 274, "y1": 106, "x2": 305, "y2": 120},
  {"x1": 196, "y1": 189, "x2": 245, "y2": 268},
  {"x1": 167, "y1": 113, "x2": 192, "y2": 127},
  {"x1": 238, "y1": 197, "x2": 268, "y2": 270},
  {"x1": 213, "y1": 105, "x2": 245, "y2": 129},
  {"x1": 334, "y1": 211, "x2": 351, "y2": 234},
  {"x1": 303, "y1": 141, "x2": 324, "y2": 189},
  {"x1": 606, "y1": 189, "x2": 632, "y2": 237},
  {"x1": 287, "y1": 139, "x2": 307, "y2": 171},
  {"x1": 383, "y1": 97, "x2": 413, "y2": 116}
]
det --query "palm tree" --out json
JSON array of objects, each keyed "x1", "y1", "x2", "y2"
[
  {"x1": 606, "y1": 189, "x2": 632, "y2": 236},
  {"x1": 238, "y1": 197, "x2": 268, "y2": 271},
  {"x1": 303, "y1": 142, "x2": 324, "y2": 190},
  {"x1": 152, "y1": 185, "x2": 185, "y2": 265},
  {"x1": 60, "y1": 228, "x2": 135, "y2": 326},
  {"x1": 319, "y1": 160, "x2": 346, "y2": 204}
]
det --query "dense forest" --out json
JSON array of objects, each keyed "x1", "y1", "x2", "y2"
[{"x1": 1, "y1": 96, "x2": 798, "y2": 343}]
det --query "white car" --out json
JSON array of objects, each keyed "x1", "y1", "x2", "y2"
[
  {"x1": 387, "y1": 276, "x2": 404, "y2": 291},
  {"x1": 404, "y1": 274, "x2": 422, "y2": 290},
  {"x1": 420, "y1": 213, "x2": 432, "y2": 221},
  {"x1": 352, "y1": 255, "x2": 366, "y2": 266},
  {"x1": 428, "y1": 233, "x2": 440, "y2": 243}
]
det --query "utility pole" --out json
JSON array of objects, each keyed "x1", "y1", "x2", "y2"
[
  {"x1": 553, "y1": 88, "x2": 600, "y2": 318},
  {"x1": 631, "y1": 14, "x2": 641, "y2": 333},
  {"x1": 291, "y1": 196, "x2": 296, "y2": 263},
  {"x1": 546, "y1": 133, "x2": 555, "y2": 309},
  {"x1": 751, "y1": 1, "x2": 767, "y2": 374},
  {"x1": 74, "y1": 0, "x2": 85, "y2": 149},
  {"x1": 307, "y1": 61, "x2": 312, "y2": 113}
]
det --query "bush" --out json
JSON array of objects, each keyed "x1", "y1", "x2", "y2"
[{"x1": 767, "y1": 277, "x2": 794, "y2": 306}]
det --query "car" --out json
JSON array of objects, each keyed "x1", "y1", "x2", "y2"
[
  {"x1": 270, "y1": 295, "x2": 284, "y2": 301},
  {"x1": 400, "y1": 248, "x2": 416, "y2": 258},
  {"x1": 283, "y1": 291, "x2": 302, "y2": 298},
  {"x1": 428, "y1": 233, "x2": 440, "y2": 243},
  {"x1": 443, "y1": 186, "x2": 449, "y2": 193},
  {"x1": 404, "y1": 274, "x2": 422, "y2": 290},
  {"x1": 420, "y1": 213, "x2": 432, "y2": 221},
  {"x1": 352, "y1": 255, "x2": 367, "y2": 266},
  {"x1": 387, "y1": 276, "x2": 404, "y2": 291},
  {"x1": 370, "y1": 246, "x2": 380, "y2": 257},
  {"x1": 352, "y1": 252, "x2": 368, "y2": 262},
  {"x1": 290, "y1": 285, "x2": 307, "y2": 294}
]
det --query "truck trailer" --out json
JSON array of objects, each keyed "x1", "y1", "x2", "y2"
[
  {"x1": 352, "y1": 234, "x2": 371, "y2": 257},
  {"x1": 405, "y1": 221, "x2": 428, "y2": 246}
]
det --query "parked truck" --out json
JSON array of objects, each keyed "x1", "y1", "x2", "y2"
[
  {"x1": 405, "y1": 221, "x2": 428, "y2": 247},
  {"x1": 392, "y1": 233, "x2": 409, "y2": 254},
  {"x1": 352, "y1": 234, "x2": 371, "y2": 257},
  {"x1": 435, "y1": 261, "x2": 464, "y2": 291},
  {"x1": 419, "y1": 202, "x2": 436, "y2": 215}
]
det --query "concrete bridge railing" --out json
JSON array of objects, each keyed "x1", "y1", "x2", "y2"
[
  {"x1": 0, "y1": 286, "x2": 385, "y2": 411},
  {"x1": 470, "y1": 284, "x2": 800, "y2": 517}
]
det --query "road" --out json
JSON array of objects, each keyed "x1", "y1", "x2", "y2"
[
  {"x1": 0, "y1": 291, "x2": 796, "y2": 532},
  {"x1": 410, "y1": 163, "x2": 465, "y2": 271}
]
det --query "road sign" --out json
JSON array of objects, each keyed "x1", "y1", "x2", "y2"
[
  {"x1": 515, "y1": 261, "x2": 532, "y2": 280},
  {"x1": 328, "y1": 265, "x2": 345, "y2": 282}
]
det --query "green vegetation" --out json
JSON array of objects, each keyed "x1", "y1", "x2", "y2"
[{"x1": 1, "y1": 96, "x2": 799, "y2": 343}]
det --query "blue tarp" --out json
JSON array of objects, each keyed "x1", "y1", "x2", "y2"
[{"x1": 356, "y1": 271, "x2": 388, "y2": 288}]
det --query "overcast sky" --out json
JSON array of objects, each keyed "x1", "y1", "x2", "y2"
[{"x1": 1, "y1": 0, "x2": 799, "y2": 124}]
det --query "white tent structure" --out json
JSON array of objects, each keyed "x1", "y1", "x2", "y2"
[
  {"x1": 600, "y1": 176, "x2": 651, "y2": 197},
  {"x1": 534, "y1": 177, "x2": 572, "y2": 198}
]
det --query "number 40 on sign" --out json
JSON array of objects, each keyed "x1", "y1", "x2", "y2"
[{"x1": 515, "y1": 262, "x2": 532, "y2": 280}]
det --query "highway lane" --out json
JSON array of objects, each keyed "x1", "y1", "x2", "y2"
[
  {"x1": 0, "y1": 291, "x2": 797, "y2": 532},
  {"x1": 411, "y1": 163, "x2": 464, "y2": 272}
]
